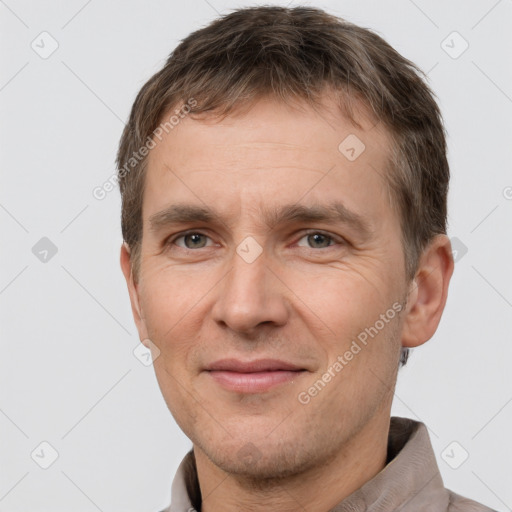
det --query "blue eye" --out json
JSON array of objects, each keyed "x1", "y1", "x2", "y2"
[
  {"x1": 297, "y1": 232, "x2": 337, "y2": 249},
  {"x1": 173, "y1": 232, "x2": 213, "y2": 249},
  {"x1": 166, "y1": 230, "x2": 344, "y2": 253}
]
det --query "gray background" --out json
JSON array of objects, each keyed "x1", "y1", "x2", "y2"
[{"x1": 1, "y1": 0, "x2": 511, "y2": 511}]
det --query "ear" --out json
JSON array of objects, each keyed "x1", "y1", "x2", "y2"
[
  {"x1": 401, "y1": 234, "x2": 454, "y2": 348},
  {"x1": 120, "y1": 242, "x2": 149, "y2": 343}
]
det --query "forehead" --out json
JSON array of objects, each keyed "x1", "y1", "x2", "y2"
[{"x1": 143, "y1": 97, "x2": 396, "y2": 232}]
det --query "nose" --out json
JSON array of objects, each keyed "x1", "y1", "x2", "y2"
[{"x1": 211, "y1": 246, "x2": 289, "y2": 335}]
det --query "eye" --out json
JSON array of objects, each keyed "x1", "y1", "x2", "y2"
[
  {"x1": 296, "y1": 231, "x2": 341, "y2": 249},
  {"x1": 172, "y1": 232, "x2": 214, "y2": 250}
]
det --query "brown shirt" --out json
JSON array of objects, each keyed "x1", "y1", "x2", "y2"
[{"x1": 162, "y1": 416, "x2": 496, "y2": 512}]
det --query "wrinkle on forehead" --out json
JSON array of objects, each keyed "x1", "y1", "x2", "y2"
[{"x1": 143, "y1": 95, "x2": 397, "y2": 233}]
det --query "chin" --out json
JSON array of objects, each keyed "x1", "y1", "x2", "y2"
[{"x1": 198, "y1": 434, "x2": 323, "y2": 483}]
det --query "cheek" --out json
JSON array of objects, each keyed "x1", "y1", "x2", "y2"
[
  {"x1": 288, "y1": 264, "x2": 403, "y2": 383},
  {"x1": 138, "y1": 268, "x2": 202, "y2": 360},
  {"x1": 286, "y1": 264, "x2": 392, "y2": 332},
  {"x1": 140, "y1": 272, "x2": 203, "y2": 425}
]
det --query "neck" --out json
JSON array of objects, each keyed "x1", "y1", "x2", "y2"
[{"x1": 195, "y1": 412, "x2": 391, "y2": 512}]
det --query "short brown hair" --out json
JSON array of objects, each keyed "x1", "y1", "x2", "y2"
[{"x1": 117, "y1": 6, "x2": 450, "y2": 364}]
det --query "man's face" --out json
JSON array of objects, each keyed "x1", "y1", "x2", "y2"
[{"x1": 124, "y1": 97, "x2": 411, "y2": 478}]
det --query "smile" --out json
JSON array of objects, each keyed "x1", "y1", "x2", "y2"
[{"x1": 205, "y1": 359, "x2": 307, "y2": 393}]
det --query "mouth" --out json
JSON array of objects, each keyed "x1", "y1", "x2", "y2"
[{"x1": 205, "y1": 358, "x2": 307, "y2": 393}]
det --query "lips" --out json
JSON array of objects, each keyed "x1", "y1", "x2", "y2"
[
  {"x1": 206, "y1": 358, "x2": 304, "y2": 372},
  {"x1": 205, "y1": 358, "x2": 306, "y2": 393}
]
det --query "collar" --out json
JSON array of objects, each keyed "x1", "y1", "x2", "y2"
[{"x1": 164, "y1": 416, "x2": 491, "y2": 512}]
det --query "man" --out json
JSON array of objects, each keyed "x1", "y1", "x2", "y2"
[{"x1": 117, "y1": 6, "x2": 495, "y2": 512}]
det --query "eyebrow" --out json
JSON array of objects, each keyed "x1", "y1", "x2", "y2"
[{"x1": 148, "y1": 201, "x2": 373, "y2": 239}]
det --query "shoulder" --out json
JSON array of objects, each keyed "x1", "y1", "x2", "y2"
[{"x1": 447, "y1": 489, "x2": 497, "y2": 512}]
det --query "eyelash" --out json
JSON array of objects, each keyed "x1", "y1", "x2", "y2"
[{"x1": 166, "y1": 229, "x2": 346, "y2": 252}]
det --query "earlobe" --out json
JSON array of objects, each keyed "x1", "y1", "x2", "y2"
[{"x1": 401, "y1": 235, "x2": 454, "y2": 349}]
